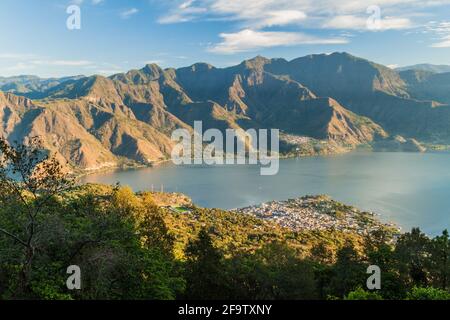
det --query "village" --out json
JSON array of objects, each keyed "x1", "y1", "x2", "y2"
[{"x1": 233, "y1": 195, "x2": 399, "y2": 236}]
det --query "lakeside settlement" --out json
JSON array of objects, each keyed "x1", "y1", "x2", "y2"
[{"x1": 233, "y1": 195, "x2": 400, "y2": 236}]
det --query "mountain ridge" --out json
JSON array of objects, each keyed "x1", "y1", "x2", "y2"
[
  {"x1": 396, "y1": 63, "x2": 450, "y2": 74},
  {"x1": 2, "y1": 52, "x2": 447, "y2": 172}
]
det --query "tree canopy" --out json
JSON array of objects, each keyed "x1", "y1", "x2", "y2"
[{"x1": 0, "y1": 138, "x2": 448, "y2": 300}]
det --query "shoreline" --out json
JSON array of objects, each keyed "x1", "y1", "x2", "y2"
[
  {"x1": 74, "y1": 145, "x2": 437, "y2": 179},
  {"x1": 73, "y1": 158, "x2": 174, "y2": 180}
]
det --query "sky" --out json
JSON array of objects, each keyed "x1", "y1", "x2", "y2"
[{"x1": 1, "y1": 0, "x2": 450, "y2": 77}]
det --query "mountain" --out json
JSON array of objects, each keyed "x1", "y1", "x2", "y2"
[
  {"x1": 253, "y1": 52, "x2": 450, "y2": 141},
  {"x1": 396, "y1": 64, "x2": 450, "y2": 74},
  {"x1": 3, "y1": 52, "x2": 450, "y2": 172},
  {"x1": 170, "y1": 56, "x2": 385, "y2": 143},
  {"x1": 399, "y1": 70, "x2": 450, "y2": 105},
  {"x1": 0, "y1": 75, "x2": 84, "y2": 99},
  {"x1": 0, "y1": 89, "x2": 176, "y2": 171},
  {"x1": 266, "y1": 52, "x2": 409, "y2": 98}
]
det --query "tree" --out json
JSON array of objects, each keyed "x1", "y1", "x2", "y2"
[
  {"x1": 110, "y1": 185, "x2": 141, "y2": 217},
  {"x1": 428, "y1": 230, "x2": 449, "y2": 290},
  {"x1": 310, "y1": 242, "x2": 334, "y2": 264},
  {"x1": 328, "y1": 242, "x2": 366, "y2": 298},
  {"x1": 250, "y1": 242, "x2": 317, "y2": 299},
  {"x1": 345, "y1": 287, "x2": 383, "y2": 300},
  {"x1": 0, "y1": 137, "x2": 73, "y2": 297},
  {"x1": 394, "y1": 228, "x2": 431, "y2": 288},
  {"x1": 139, "y1": 193, "x2": 174, "y2": 254},
  {"x1": 183, "y1": 228, "x2": 225, "y2": 299},
  {"x1": 364, "y1": 232, "x2": 407, "y2": 299},
  {"x1": 406, "y1": 286, "x2": 450, "y2": 300},
  {"x1": 0, "y1": 138, "x2": 183, "y2": 300}
]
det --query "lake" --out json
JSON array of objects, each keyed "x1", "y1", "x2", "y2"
[{"x1": 82, "y1": 151, "x2": 450, "y2": 236}]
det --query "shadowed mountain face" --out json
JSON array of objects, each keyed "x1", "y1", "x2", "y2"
[
  {"x1": 1, "y1": 52, "x2": 449, "y2": 171},
  {"x1": 255, "y1": 53, "x2": 450, "y2": 141},
  {"x1": 399, "y1": 70, "x2": 450, "y2": 105}
]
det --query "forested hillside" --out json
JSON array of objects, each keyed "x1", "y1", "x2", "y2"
[{"x1": 0, "y1": 139, "x2": 448, "y2": 300}]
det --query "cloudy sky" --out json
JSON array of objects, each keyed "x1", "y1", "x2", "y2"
[{"x1": 1, "y1": 0, "x2": 450, "y2": 77}]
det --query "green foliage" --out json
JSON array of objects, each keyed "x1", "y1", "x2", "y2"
[
  {"x1": 0, "y1": 139, "x2": 449, "y2": 300},
  {"x1": 407, "y1": 286, "x2": 450, "y2": 300},
  {"x1": 320, "y1": 242, "x2": 366, "y2": 298},
  {"x1": 394, "y1": 228, "x2": 431, "y2": 287},
  {"x1": 183, "y1": 228, "x2": 225, "y2": 299},
  {"x1": 428, "y1": 230, "x2": 449, "y2": 290},
  {"x1": 224, "y1": 242, "x2": 318, "y2": 300},
  {"x1": 345, "y1": 287, "x2": 383, "y2": 300},
  {"x1": 363, "y1": 231, "x2": 407, "y2": 299},
  {"x1": 0, "y1": 139, "x2": 183, "y2": 300}
]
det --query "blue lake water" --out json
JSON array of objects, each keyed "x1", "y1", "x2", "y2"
[{"x1": 82, "y1": 151, "x2": 450, "y2": 236}]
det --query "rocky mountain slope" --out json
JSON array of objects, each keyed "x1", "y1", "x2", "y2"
[
  {"x1": 258, "y1": 53, "x2": 450, "y2": 142},
  {"x1": 2, "y1": 52, "x2": 449, "y2": 172}
]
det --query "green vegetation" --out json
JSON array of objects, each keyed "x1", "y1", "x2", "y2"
[
  {"x1": 345, "y1": 287, "x2": 383, "y2": 300},
  {"x1": 0, "y1": 139, "x2": 449, "y2": 300},
  {"x1": 406, "y1": 287, "x2": 450, "y2": 300}
]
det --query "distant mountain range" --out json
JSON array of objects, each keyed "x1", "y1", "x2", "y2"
[
  {"x1": 396, "y1": 63, "x2": 450, "y2": 74},
  {"x1": 0, "y1": 75, "x2": 85, "y2": 99},
  {"x1": 1, "y1": 52, "x2": 450, "y2": 172}
]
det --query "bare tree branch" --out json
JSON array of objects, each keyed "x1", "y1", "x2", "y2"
[{"x1": 0, "y1": 227, "x2": 28, "y2": 247}]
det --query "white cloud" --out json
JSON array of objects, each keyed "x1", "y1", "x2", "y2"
[
  {"x1": 0, "y1": 55, "x2": 95, "y2": 76},
  {"x1": 157, "y1": 0, "x2": 443, "y2": 29},
  {"x1": 120, "y1": 8, "x2": 139, "y2": 19},
  {"x1": 323, "y1": 15, "x2": 367, "y2": 29},
  {"x1": 4, "y1": 62, "x2": 35, "y2": 72},
  {"x1": 387, "y1": 64, "x2": 399, "y2": 69},
  {"x1": 155, "y1": 0, "x2": 446, "y2": 54},
  {"x1": 0, "y1": 54, "x2": 93, "y2": 68},
  {"x1": 208, "y1": 29, "x2": 348, "y2": 54},
  {"x1": 255, "y1": 10, "x2": 307, "y2": 28},
  {"x1": 380, "y1": 17, "x2": 413, "y2": 30},
  {"x1": 0, "y1": 53, "x2": 35, "y2": 59},
  {"x1": 158, "y1": 1, "x2": 207, "y2": 24},
  {"x1": 69, "y1": 0, "x2": 104, "y2": 5},
  {"x1": 180, "y1": 0, "x2": 195, "y2": 10},
  {"x1": 0, "y1": 57, "x2": 118, "y2": 77},
  {"x1": 96, "y1": 69, "x2": 124, "y2": 75},
  {"x1": 324, "y1": 15, "x2": 412, "y2": 30},
  {"x1": 144, "y1": 60, "x2": 164, "y2": 65},
  {"x1": 426, "y1": 21, "x2": 450, "y2": 48},
  {"x1": 431, "y1": 35, "x2": 450, "y2": 47},
  {"x1": 31, "y1": 60, "x2": 93, "y2": 66}
]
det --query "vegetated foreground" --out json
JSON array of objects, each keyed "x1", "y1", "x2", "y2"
[{"x1": 0, "y1": 139, "x2": 449, "y2": 300}]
